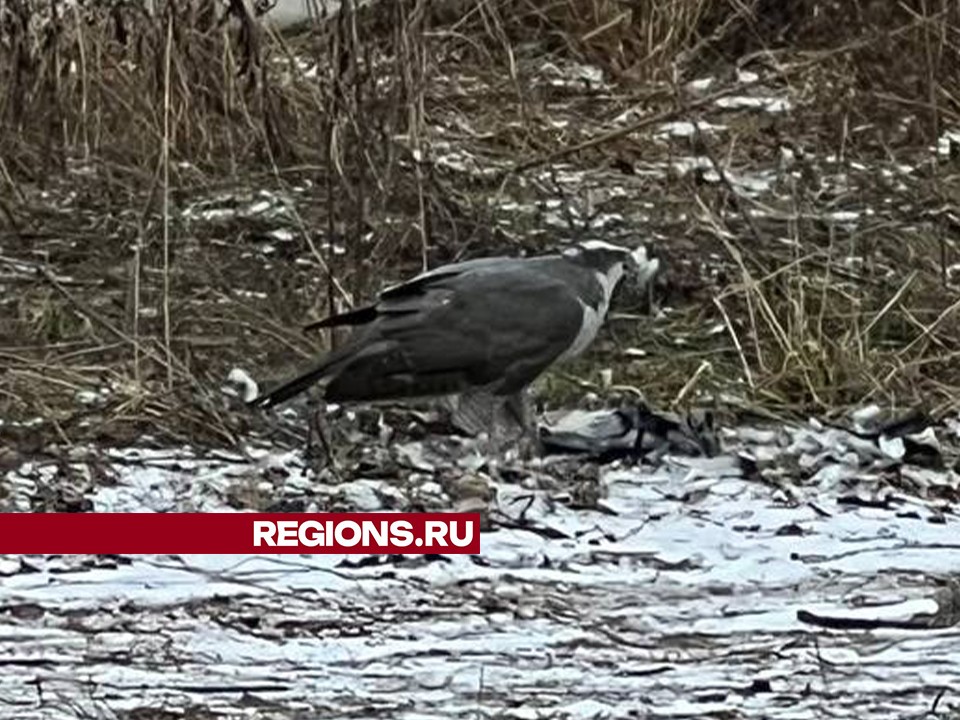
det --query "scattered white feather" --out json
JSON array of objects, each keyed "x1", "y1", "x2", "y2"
[
  {"x1": 851, "y1": 404, "x2": 882, "y2": 431},
  {"x1": 877, "y1": 435, "x2": 906, "y2": 461},
  {"x1": 224, "y1": 367, "x2": 259, "y2": 403}
]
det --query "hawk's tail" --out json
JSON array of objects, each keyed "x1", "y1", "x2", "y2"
[{"x1": 249, "y1": 360, "x2": 335, "y2": 409}]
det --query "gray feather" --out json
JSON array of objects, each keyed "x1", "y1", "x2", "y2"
[{"x1": 252, "y1": 244, "x2": 640, "y2": 411}]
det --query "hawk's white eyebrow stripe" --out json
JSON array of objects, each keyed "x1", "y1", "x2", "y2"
[{"x1": 577, "y1": 239, "x2": 632, "y2": 253}]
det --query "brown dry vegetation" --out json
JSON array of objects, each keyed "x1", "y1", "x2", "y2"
[{"x1": 0, "y1": 0, "x2": 959, "y2": 452}]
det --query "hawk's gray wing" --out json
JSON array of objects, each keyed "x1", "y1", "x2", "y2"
[
  {"x1": 324, "y1": 266, "x2": 586, "y2": 402},
  {"x1": 254, "y1": 261, "x2": 587, "y2": 408},
  {"x1": 303, "y1": 256, "x2": 529, "y2": 332}
]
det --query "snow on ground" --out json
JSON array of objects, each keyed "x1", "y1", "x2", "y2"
[{"x1": 2, "y1": 417, "x2": 959, "y2": 719}]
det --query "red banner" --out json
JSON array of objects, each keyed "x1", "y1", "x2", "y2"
[{"x1": 0, "y1": 513, "x2": 481, "y2": 554}]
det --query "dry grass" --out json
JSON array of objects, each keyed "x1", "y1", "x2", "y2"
[{"x1": 1, "y1": 0, "x2": 959, "y2": 451}]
